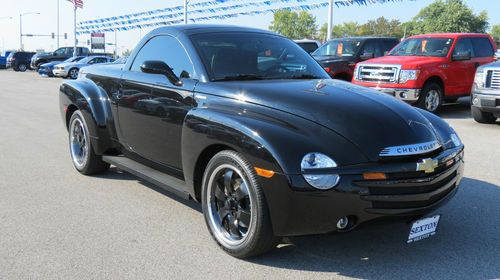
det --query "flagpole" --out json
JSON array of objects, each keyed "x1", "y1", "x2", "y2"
[{"x1": 73, "y1": 4, "x2": 77, "y2": 57}]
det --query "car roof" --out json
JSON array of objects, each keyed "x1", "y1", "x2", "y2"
[
  {"x1": 148, "y1": 24, "x2": 278, "y2": 37},
  {"x1": 409, "y1": 33, "x2": 491, "y2": 39}
]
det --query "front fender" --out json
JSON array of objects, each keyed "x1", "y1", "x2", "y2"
[{"x1": 59, "y1": 78, "x2": 115, "y2": 154}]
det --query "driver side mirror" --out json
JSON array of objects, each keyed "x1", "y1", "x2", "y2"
[
  {"x1": 141, "y1": 60, "x2": 182, "y2": 86},
  {"x1": 452, "y1": 51, "x2": 471, "y2": 61},
  {"x1": 360, "y1": 52, "x2": 375, "y2": 61}
]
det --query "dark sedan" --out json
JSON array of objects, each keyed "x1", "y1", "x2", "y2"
[{"x1": 60, "y1": 25, "x2": 464, "y2": 258}]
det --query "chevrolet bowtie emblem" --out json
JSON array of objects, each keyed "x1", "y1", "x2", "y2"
[{"x1": 416, "y1": 158, "x2": 439, "y2": 174}]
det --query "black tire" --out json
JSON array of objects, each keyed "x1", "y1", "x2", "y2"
[
  {"x1": 417, "y1": 83, "x2": 443, "y2": 113},
  {"x1": 201, "y1": 150, "x2": 277, "y2": 258},
  {"x1": 17, "y1": 63, "x2": 28, "y2": 72},
  {"x1": 68, "y1": 68, "x2": 79, "y2": 79},
  {"x1": 471, "y1": 106, "x2": 497, "y2": 124},
  {"x1": 68, "y1": 110, "x2": 110, "y2": 175}
]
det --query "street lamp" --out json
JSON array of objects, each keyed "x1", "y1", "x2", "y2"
[{"x1": 20, "y1": 12, "x2": 40, "y2": 50}]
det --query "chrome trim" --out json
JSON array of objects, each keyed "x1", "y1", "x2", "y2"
[
  {"x1": 370, "y1": 87, "x2": 420, "y2": 102},
  {"x1": 379, "y1": 140, "x2": 441, "y2": 157}
]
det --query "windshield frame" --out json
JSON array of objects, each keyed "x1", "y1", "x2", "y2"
[
  {"x1": 388, "y1": 37, "x2": 455, "y2": 57},
  {"x1": 189, "y1": 31, "x2": 330, "y2": 82}
]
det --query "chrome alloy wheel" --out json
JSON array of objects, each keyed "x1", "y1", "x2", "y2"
[
  {"x1": 69, "y1": 117, "x2": 89, "y2": 169},
  {"x1": 207, "y1": 164, "x2": 252, "y2": 247},
  {"x1": 69, "y1": 68, "x2": 79, "y2": 79},
  {"x1": 425, "y1": 89, "x2": 440, "y2": 112}
]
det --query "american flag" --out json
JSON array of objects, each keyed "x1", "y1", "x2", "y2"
[{"x1": 68, "y1": 0, "x2": 83, "y2": 9}]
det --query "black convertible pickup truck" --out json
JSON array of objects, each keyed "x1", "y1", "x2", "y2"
[{"x1": 59, "y1": 25, "x2": 464, "y2": 258}]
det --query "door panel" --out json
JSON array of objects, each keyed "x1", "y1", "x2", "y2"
[{"x1": 448, "y1": 38, "x2": 475, "y2": 95}]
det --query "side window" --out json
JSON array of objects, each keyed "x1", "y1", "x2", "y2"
[
  {"x1": 80, "y1": 48, "x2": 89, "y2": 55},
  {"x1": 362, "y1": 40, "x2": 382, "y2": 57},
  {"x1": 131, "y1": 35, "x2": 194, "y2": 78},
  {"x1": 471, "y1": 37, "x2": 494, "y2": 58},
  {"x1": 453, "y1": 38, "x2": 474, "y2": 56},
  {"x1": 54, "y1": 48, "x2": 66, "y2": 56}
]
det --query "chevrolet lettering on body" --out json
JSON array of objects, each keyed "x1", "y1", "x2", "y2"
[{"x1": 379, "y1": 140, "x2": 441, "y2": 157}]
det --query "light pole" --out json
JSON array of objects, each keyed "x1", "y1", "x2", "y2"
[
  {"x1": 57, "y1": 0, "x2": 60, "y2": 48},
  {"x1": 327, "y1": 0, "x2": 333, "y2": 41},
  {"x1": 20, "y1": 12, "x2": 40, "y2": 50},
  {"x1": 184, "y1": 0, "x2": 188, "y2": 24}
]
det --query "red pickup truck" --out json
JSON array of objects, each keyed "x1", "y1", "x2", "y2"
[{"x1": 352, "y1": 33, "x2": 497, "y2": 112}]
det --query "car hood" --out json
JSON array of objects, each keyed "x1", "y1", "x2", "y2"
[
  {"x1": 361, "y1": 56, "x2": 445, "y2": 68},
  {"x1": 198, "y1": 79, "x2": 446, "y2": 162}
]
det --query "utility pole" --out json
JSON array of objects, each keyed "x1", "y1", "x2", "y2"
[
  {"x1": 327, "y1": 0, "x2": 333, "y2": 41},
  {"x1": 57, "y1": 0, "x2": 60, "y2": 48},
  {"x1": 73, "y1": 5, "x2": 77, "y2": 56},
  {"x1": 19, "y1": 12, "x2": 40, "y2": 50}
]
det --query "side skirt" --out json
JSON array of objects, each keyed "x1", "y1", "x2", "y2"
[{"x1": 102, "y1": 155, "x2": 191, "y2": 200}]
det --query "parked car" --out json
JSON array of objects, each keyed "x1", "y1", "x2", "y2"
[
  {"x1": 31, "y1": 47, "x2": 90, "y2": 70},
  {"x1": 112, "y1": 56, "x2": 128, "y2": 64},
  {"x1": 38, "y1": 56, "x2": 85, "y2": 77},
  {"x1": 6, "y1": 51, "x2": 36, "y2": 72},
  {"x1": 471, "y1": 60, "x2": 500, "y2": 123},
  {"x1": 352, "y1": 33, "x2": 497, "y2": 112},
  {"x1": 53, "y1": 55, "x2": 114, "y2": 79},
  {"x1": 0, "y1": 51, "x2": 12, "y2": 69},
  {"x1": 60, "y1": 25, "x2": 464, "y2": 258},
  {"x1": 294, "y1": 39, "x2": 321, "y2": 54},
  {"x1": 312, "y1": 37, "x2": 399, "y2": 81}
]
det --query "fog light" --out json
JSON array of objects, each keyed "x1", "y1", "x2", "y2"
[
  {"x1": 337, "y1": 217, "x2": 349, "y2": 230},
  {"x1": 400, "y1": 92, "x2": 407, "y2": 99},
  {"x1": 472, "y1": 96, "x2": 479, "y2": 105}
]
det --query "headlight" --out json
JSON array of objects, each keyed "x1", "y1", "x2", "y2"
[
  {"x1": 474, "y1": 70, "x2": 485, "y2": 88},
  {"x1": 450, "y1": 133, "x2": 462, "y2": 147},
  {"x1": 300, "y1": 153, "x2": 340, "y2": 190},
  {"x1": 399, "y1": 70, "x2": 419, "y2": 84}
]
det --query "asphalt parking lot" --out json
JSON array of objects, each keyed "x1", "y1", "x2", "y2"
[{"x1": 0, "y1": 70, "x2": 499, "y2": 279}]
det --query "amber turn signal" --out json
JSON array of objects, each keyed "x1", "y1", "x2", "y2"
[
  {"x1": 362, "y1": 172, "x2": 387, "y2": 180},
  {"x1": 254, "y1": 167, "x2": 275, "y2": 178}
]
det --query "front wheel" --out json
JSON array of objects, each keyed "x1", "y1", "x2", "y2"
[
  {"x1": 68, "y1": 68, "x2": 79, "y2": 79},
  {"x1": 417, "y1": 83, "x2": 442, "y2": 113},
  {"x1": 68, "y1": 110, "x2": 110, "y2": 174},
  {"x1": 471, "y1": 106, "x2": 497, "y2": 124},
  {"x1": 17, "y1": 63, "x2": 28, "y2": 72},
  {"x1": 202, "y1": 150, "x2": 277, "y2": 258}
]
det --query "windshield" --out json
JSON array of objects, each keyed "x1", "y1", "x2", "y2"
[
  {"x1": 389, "y1": 38, "x2": 454, "y2": 57},
  {"x1": 312, "y1": 39, "x2": 362, "y2": 57},
  {"x1": 190, "y1": 32, "x2": 329, "y2": 81}
]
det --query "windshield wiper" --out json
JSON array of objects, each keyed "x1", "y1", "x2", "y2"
[{"x1": 212, "y1": 74, "x2": 265, "y2": 81}]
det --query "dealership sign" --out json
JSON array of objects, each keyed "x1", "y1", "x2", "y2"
[{"x1": 91, "y1": 33, "x2": 105, "y2": 50}]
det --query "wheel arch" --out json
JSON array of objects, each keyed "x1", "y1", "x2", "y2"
[
  {"x1": 59, "y1": 79, "x2": 116, "y2": 155},
  {"x1": 423, "y1": 76, "x2": 445, "y2": 94}
]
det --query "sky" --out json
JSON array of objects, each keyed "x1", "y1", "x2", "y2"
[{"x1": 0, "y1": 0, "x2": 498, "y2": 55}]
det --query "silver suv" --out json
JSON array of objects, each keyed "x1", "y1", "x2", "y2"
[{"x1": 472, "y1": 61, "x2": 500, "y2": 123}]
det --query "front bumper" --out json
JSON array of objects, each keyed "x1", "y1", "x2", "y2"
[
  {"x1": 38, "y1": 68, "x2": 54, "y2": 76},
  {"x1": 53, "y1": 68, "x2": 68, "y2": 77},
  {"x1": 262, "y1": 146, "x2": 464, "y2": 236},
  {"x1": 471, "y1": 87, "x2": 500, "y2": 114}
]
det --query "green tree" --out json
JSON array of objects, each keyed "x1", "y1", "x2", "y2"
[
  {"x1": 491, "y1": 25, "x2": 500, "y2": 45},
  {"x1": 408, "y1": 0, "x2": 488, "y2": 35},
  {"x1": 269, "y1": 9, "x2": 317, "y2": 39},
  {"x1": 359, "y1": 17, "x2": 403, "y2": 38}
]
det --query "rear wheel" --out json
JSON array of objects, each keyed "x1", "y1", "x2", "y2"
[
  {"x1": 69, "y1": 68, "x2": 79, "y2": 79},
  {"x1": 417, "y1": 83, "x2": 442, "y2": 113},
  {"x1": 472, "y1": 106, "x2": 497, "y2": 124},
  {"x1": 202, "y1": 150, "x2": 277, "y2": 258},
  {"x1": 68, "y1": 110, "x2": 110, "y2": 175}
]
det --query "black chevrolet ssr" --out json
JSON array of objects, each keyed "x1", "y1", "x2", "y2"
[{"x1": 59, "y1": 25, "x2": 465, "y2": 258}]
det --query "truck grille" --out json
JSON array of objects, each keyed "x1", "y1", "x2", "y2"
[
  {"x1": 486, "y1": 70, "x2": 500, "y2": 89},
  {"x1": 354, "y1": 160, "x2": 461, "y2": 215},
  {"x1": 358, "y1": 64, "x2": 400, "y2": 83}
]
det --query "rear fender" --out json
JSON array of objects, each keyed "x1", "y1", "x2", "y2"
[{"x1": 59, "y1": 78, "x2": 115, "y2": 154}]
